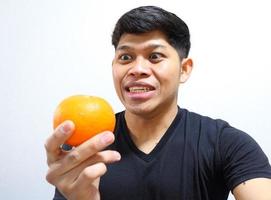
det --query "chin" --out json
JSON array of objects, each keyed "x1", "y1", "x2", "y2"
[{"x1": 124, "y1": 103, "x2": 158, "y2": 118}]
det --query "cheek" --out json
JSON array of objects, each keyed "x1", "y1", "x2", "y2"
[
  {"x1": 155, "y1": 64, "x2": 181, "y2": 84},
  {"x1": 112, "y1": 72, "x2": 120, "y2": 88},
  {"x1": 112, "y1": 68, "x2": 124, "y2": 95}
]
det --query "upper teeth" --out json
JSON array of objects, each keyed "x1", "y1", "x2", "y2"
[{"x1": 129, "y1": 87, "x2": 150, "y2": 93}]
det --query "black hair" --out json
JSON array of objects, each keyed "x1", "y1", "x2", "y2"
[{"x1": 112, "y1": 6, "x2": 191, "y2": 58}]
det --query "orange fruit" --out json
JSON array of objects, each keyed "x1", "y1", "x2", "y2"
[{"x1": 53, "y1": 95, "x2": 115, "y2": 146}]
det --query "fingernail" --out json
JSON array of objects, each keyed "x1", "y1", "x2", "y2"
[
  {"x1": 100, "y1": 132, "x2": 113, "y2": 145},
  {"x1": 60, "y1": 121, "x2": 73, "y2": 134},
  {"x1": 114, "y1": 152, "x2": 121, "y2": 160}
]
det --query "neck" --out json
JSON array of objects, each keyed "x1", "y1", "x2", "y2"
[{"x1": 124, "y1": 104, "x2": 178, "y2": 153}]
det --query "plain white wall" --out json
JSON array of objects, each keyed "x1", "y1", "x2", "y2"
[{"x1": 0, "y1": 0, "x2": 270, "y2": 199}]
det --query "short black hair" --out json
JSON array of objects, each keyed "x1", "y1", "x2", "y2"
[{"x1": 112, "y1": 6, "x2": 191, "y2": 58}]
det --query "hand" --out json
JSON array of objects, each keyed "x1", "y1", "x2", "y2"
[{"x1": 45, "y1": 120, "x2": 121, "y2": 200}]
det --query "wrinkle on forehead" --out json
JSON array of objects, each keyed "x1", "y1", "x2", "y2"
[
  {"x1": 116, "y1": 44, "x2": 167, "y2": 52},
  {"x1": 116, "y1": 30, "x2": 170, "y2": 52}
]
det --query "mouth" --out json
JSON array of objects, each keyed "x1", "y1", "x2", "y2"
[
  {"x1": 128, "y1": 86, "x2": 152, "y2": 93},
  {"x1": 125, "y1": 83, "x2": 155, "y2": 93}
]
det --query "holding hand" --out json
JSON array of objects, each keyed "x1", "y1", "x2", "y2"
[{"x1": 45, "y1": 120, "x2": 121, "y2": 200}]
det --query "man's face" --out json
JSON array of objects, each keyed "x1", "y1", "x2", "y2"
[{"x1": 112, "y1": 30, "x2": 188, "y2": 117}]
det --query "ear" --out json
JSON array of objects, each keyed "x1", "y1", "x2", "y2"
[{"x1": 180, "y1": 58, "x2": 193, "y2": 83}]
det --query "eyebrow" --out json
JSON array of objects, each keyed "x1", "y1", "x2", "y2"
[{"x1": 116, "y1": 44, "x2": 167, "y2": 51}]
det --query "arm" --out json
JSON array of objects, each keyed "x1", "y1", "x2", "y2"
[
  {"x1": 218, "y1": 125, "x2": 271, "y2": 199},
  {"x1": 233, "y1": 178, "x2": 271, "y2": 200},
  {"x1": 45, "y1": 120, "x2": 121, "y2": 200}
]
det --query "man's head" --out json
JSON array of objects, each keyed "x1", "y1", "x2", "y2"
[
  {"x1": 111, "y1": 6, "x2": 193, "y2": 117},
  {"x1": 112, "y1": 6, "x2": 191, "y2": 59}
]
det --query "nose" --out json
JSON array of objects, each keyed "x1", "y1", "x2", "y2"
[{"x1": 128, "y1": 57, "x2": 151, "y2": 78}]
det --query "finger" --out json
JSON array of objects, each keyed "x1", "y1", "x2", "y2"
[
  {"x1": 45, "y1": 120, "x2": 75, "y2": 164},
  {"x1": 60, "y1": 131, "x2": 115, "y2": 172},
  {"x1": 55, "y1": 163, "x2": 106, "y2": 199},
  {"x1": 65, "y1": 150, "x2": 121, "y2": 180},
  {"x1": 47, "y1": 131, "x2": 116, "y2": 180},
  {"x1": 89, "y1": 150, "x2": 121, "y2": 165},
  {"x1": 46, "y1": 150, "x2": 120, "y2": 186},
  {"x1": 72, "y1": 162, "x2": 107, "y2": 190}
]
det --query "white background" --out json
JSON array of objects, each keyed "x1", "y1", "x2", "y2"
[{"x1": 0, "y1": 0, "x2": 270, "y2": 199}]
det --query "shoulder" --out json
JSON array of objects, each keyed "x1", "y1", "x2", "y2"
[
  {"x1": 181, "y1": 108, "x2": 256, "y2": 140},
  {"x1": 182, "y1": 108, "x2": 264, "y2": 155},
  {"x1": 183, "y1": 108, "x2": 271, "y2": 186},
  {"x1": 181, "y1": 108, "x2": 230, "y2": 139},
  {"x1": 182, "y1": 108, "x2": 228, "y2": 126}
]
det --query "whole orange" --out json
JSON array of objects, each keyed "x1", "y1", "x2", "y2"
[{"x1": 53, "y1": 95, "x2": 115, "y2": 146}]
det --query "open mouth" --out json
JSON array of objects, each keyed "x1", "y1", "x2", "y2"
[
  {"x1": 128, "y1": 86, "x2": 152, "y2": 93},
  {"x1": 124, "y1": 82, "x2": 156, "y2": 100},
  {"x1": 125, "y1": 82, "x2": 155, "y2": 93}
]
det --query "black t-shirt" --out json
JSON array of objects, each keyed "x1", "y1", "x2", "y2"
[{"x1": 53, "y1": 108, "x2": 271, "y2": 200}]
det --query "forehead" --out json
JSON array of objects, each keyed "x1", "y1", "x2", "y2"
[{"x1": 116, "y1": 30, "x2": 171, "y2": 51}]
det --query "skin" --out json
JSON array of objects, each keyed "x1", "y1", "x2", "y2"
[
  {"x1": 45, "y1": 30, "x2": 271, "y2": 199},
  {"x1": 112, "y1": 30, "x2": 192, "y2": 153},
  {"x1": 233, "y1": 178, "x2": 271, "y2": 200},
  {"x1": 45, "y1": 121, "x2": 120, "y2": 200}
]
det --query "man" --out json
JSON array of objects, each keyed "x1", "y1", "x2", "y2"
[{"x1": 45, "y1": 6, "x2": 271, "y2": 200}]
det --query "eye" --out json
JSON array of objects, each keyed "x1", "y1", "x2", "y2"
[
  {"x1": 119, "y1": 54, "x2": 132, "y2": 61},
  {"x1": 149, "y1": 52, "x2": 163, "y2": 62}
]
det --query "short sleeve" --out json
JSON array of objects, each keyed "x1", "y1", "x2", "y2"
[{"x1": 219, "y1": 126, "x2": 271, "y2": 191}]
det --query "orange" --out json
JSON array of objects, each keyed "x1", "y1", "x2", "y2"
[{"x1": 53, "y1": 95, "x2": 115, "y2": 146}]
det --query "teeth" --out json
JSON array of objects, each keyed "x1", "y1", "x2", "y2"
[{"x1": 129, "y1": 87, "x2": 151, "y2": 93}]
